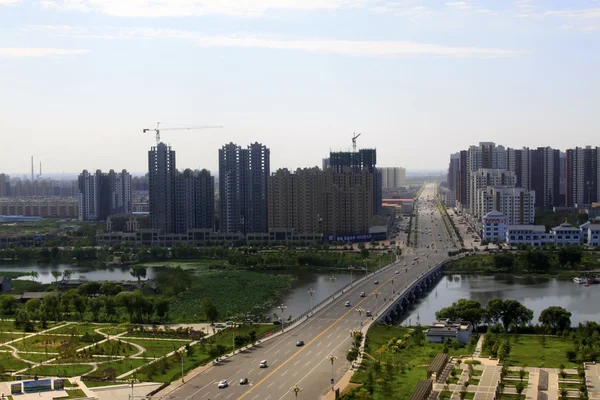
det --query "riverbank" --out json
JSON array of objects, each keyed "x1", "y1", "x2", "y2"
[{"x1": 442, "y1": 252, "x2": 599, "y2": 279}]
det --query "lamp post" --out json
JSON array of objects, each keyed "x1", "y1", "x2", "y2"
[
  {"x1": 348, "y1": 266, "x2": 354, "y2": 287},
  {"x1": 308, "y1": 288, "x2": 315, "y2": 315},
  {"x1": 129, "y1": 378, "x2": 135, "y2": 400},
  {"x1": 373, "y1": 290, "x2": 380, "y2": 315},
  {"x1": 180, "y1": 351, "x2": 185, "y2": 382},
  {"x1": 291, "y1": 384, "x2": 302, "y2": 398},
  {"x1": 328, "y1": 355, "x2": 337, "y2": 391},
  {"x1": 405, "y1": 268, "x2": 408, "y2": 288},
  {"x1": 356, "y1": 307, "x2": 364, "y2": 317},
  {"x1": 278, "y1": 304, "x2": 287, "y2": 331},
  {"x1": 391, "y1": 278, "x2": 396, "y2": 294},
  {"x1": 329, "y1": 276, "x2": 337, "y2": 298}
]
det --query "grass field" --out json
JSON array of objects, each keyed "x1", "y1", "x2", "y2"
[
  {"x1": 12, "y1": 334, "x2": 83, "y2": 352},
  {"x1": 0, "y1": 351, "x2": 31, "y2": 371},
  {"x1": 96, "y1": 325, "x2": 129, "y2": 336},
  {"x1": 51, "y1": 323, "x2": 102, "y2": 336},
  {"x1": 56, "y1": 388, "x2": 87, "y2": 399},
  {"x1": 344, "y1": 324, "x2": 473, "y2": 400},
  {"x1": 94, "y1": 358, "x2": 148, "y2": 377},
  {"x1": 482, "y1": 335, "x2": 577, "y2": 368},
  {"x1": 27, "y1": 363, "x2": 94, "y2": 377},
  {"x1": 19, "y1": 352, "x2": 58, "y2": 363},
  {"x1": 0, "y1": 320, "x2": 59, "y2": 333},
  {"x1": 126, "y1": 339, "x2": 187, "y2": 358}
]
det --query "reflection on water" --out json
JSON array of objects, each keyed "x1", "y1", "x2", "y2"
[
  {"x1": 0, "y1": 263, "x2": 156, "y2": 283},
  {"x1": 402, "y1": 274, "x2": 600, "y2": 326}
]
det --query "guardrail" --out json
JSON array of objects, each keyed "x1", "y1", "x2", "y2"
[{"x1": 260, "y1": 258, "x2": 400, "y2": 337}]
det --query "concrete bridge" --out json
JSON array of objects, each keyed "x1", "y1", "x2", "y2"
[{"x1": 376, "y1": 262, "x2": 444, "y2": 324}]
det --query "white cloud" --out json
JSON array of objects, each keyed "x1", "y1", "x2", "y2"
[
  {"x1": 544, "y1": 8, "x2": 600, "y2": 19},
  {"x1": 0, "y1": 0, "x2": 20, "y2": 4},
  {"x1": 0, "y1": 48, "x2": 90, "y2": 57},
  {"x1": 370, "y1": 3, "x2": 432, "y2": 18},
  {"x1": 27, "y1": 25, "x2": 525, "y2": 59},
  {"x1": 39, "y1": 0, "x2": 376, "y2": 17},
  {"x1": 445, "y1": 1, "x2": 470, "y2": 10}
]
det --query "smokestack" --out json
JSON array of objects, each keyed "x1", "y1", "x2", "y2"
[
  {"x1": 39, "y1": 162, "x2": 42, "y2": 178},
  {"x1": 31, "y1": 156, "x2": 34, "y2": 181}
]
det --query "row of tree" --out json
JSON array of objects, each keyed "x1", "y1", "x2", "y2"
[{"x1": 435, "y1": 298, "x2": 572, "y2": 333}]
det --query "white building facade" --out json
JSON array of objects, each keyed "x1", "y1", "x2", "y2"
[
  {"x1": 506, "y1": 225, "x2": 552, "y2": 247},
  {"x1": 481, "y1": 211, "x2": 507, "y2": 243},
  {"x1": 551, "y1": 223, "x2": 582, "y2": 247}
]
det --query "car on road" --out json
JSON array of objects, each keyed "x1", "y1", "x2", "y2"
[
  {"x1": 374, "y1": 280, "x2": 379, "y2": 285},
  {"x1": 296, "y1": 340, "x2": 305, "y2": 346},
  {"x1": 218, "y1": 380, "x2": 229, "y2": 388},
  {"x1": 360, "y1": 291, "x2": 366, "y2": 297},
  {"x1": 395, "y1": 270, "x2": 399, "y2": 274},
  {"x1": 259, "y1": 360, "x2": 268, "y2": 368},
  {"x1": 366, "y1": 310, "x2": 372, "y2": 317},
  {"x1": 240, "y1": 378, "x2": 249, "y2": 385},
  {"x1": 345, "y1": 301, "x2": 351, "y2": 307},
  {"x1": 226, "y1": 321, "x2": 234, "y2": 326},
  {"x1": 214, "y1": 323, "x2": 225, "y2": 328},
  {"x1": 403, "y1": 262, "x2": 407, "y2": 266}
]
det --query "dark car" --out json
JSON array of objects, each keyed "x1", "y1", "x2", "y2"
[
  {"x1": 374, "y1": 280, "x2": 379, "y2": 285},
  {"x1": 273, "y1": 320, "x2": 282, "y2": 325},
  {"x1": 296, "y1": 340, "x2": 304, "y2": 346}
]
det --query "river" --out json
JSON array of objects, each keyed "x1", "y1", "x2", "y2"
[
  {"x1": 402, "y1": 274, "x2": 600, "y2": 326},
  {"x1": 0, "y1": 263, "x2": 157, "y2": 283}
]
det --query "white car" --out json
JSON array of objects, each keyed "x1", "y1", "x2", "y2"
[
  {"x1": 345, "y1": 301, "x2": 351, "y2": 307},
  {"x1": 218, "y1": 380, "x2": 229, "y2": 388}
]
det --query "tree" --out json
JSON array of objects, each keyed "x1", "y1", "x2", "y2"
[
  {"x1": 62, "y1": 270, "x2": 73, "y2": 281},
  {"x1": 61, "y1": 289, "x2": 79, "y2": 315},
  {"x1": 154, "y1": 297, "x2": 170, "y2": 322},
  {"x1": 485, "y1": 298, "x2": 504, "y2": 325},
  {"x1": 72, "y1": 294, "x2": 88, "y2": 320},
  {"x1": 515, "y1": 381, "x2": 526, "y2": 399},
  {"x1": 116, "y1": 292, "x2": 136, "y2": 322},
  {"x1": 78, "y1": 281, "x2": 102, "y2": 297},
  {"x1": 29, "y1": 271, "x2": 39, "y2": 282},
  {"x1": 100, "y1": 282, "x2": 123, "y2": 296},
  {"x1": 42, "y1": 293, "x2": 61, "y2": 322},
  {"x1": 51, "y1": 270, "x2": 62, "y2": 284},
  {"x1": 201, "y1": 298, "x2": 219, "y2": 323},
  {"x1": 435, "y1": 299, "x2": 484, "y2": 330},
  {"x1": 88, "y1": 297, "x2": 102, "y2": 322},
  {"x1": 539, "y1": 306, "x2": 572, "y2": 333},
  {"x1": 347, "y1": 347, "x2": 359, "y2": 363},
  {"x1": 130, "y1": 265, "x2": 147, "y2": 282},
  {"x1": 0, "y1": 294, "x2": 19, "y2": 315},
  {"x1": 497, "y1": 340, "x2": 510, "y2": 362},
  {"x1": 25, "y1": 298, "x2": 42, "y2": 315},
  {"x1": 558, "y1": 247, "x2": 582, "y2": 268}
]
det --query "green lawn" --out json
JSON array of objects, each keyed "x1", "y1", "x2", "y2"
[
  {"x1": 19, "y1": 352, "x2": 58, "y2": 363},
  {"x1": 96, "y1": 325, "x2": 130, "y2": 336},
  {"x1": 94, "y1": 358, "x2": 148, "y2": 377},
  {"x1": 10, "y1": 279, "x2": 52, "y2": 294},
  {"x1": 343, "y1": 324, "x2": 473, "y2": 400},
  {"x1": 125, "y1": 339, "x2": 186, "y2": 358},
  {"x1": 482, "y1": 335, "x2": 577, "y2": 368},
  {"x1": 78, "y1": 339, "x2": 139, "y2": 358},
  {"x1": 137, "y1": 351, "x2": 212, "y2": 383},
  {"x1": 27, "y1": 364, "x2": 94, "y2": 377},
  {"x1": 51, "y1": 323, "x2": 104, "y2": 336},
  {"x1": 12, "y1": 334, "x2": 84, "y2": 352},
  {"x1": 55, "y1": 388, "x2": 87, "y2": 399},
  {"x1": 559, "y1": 382, "x2": 585, "y2": 390},
  {"x1": 0, "y1": 320, "x2": 59, "y2": 333},
  {"x1": 439, "y1": 391, "x2": 452, "y2": 399},
  {"x1": 0, "y1": 351, "x2": 31, "y2": 371}
]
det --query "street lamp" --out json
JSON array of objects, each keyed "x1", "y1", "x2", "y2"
[
  {"x1": 308, "y1": 288, "x2": 315, "y2": 315},
  {"x1": 373, "y1": 290, "x2": 380, "y2": 315},
  {"x1": 391, "y1": 278, "x2": 396, "y2": 294},
  {"x1": 356, "y1": 307, "x2": 364, "y2": 317},
  {"x1": 328, "y1": 355, "x2": 337, "y2": 391},
  {"x1": 129, "y1": 378, "x2": 135, "y2": 400},
  {"x1": 278, "y1": 304, "x2": 287, "y2": 331},
  {"x1": 348, "y1": 266, "x2": 354, "y2": 287},
  {"x1": 291, "y1": 384, "x2": 303, "y2": 398}
]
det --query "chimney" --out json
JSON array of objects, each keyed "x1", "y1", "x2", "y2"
[{"x1": 31, "y1": 156, "x2": 34, "y2": 181}]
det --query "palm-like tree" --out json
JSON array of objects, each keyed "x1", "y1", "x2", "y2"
[
  {"x1": 30, "y1": 271, "x2": 39, "y2": 282},
  {"x1": 51, "y1": 270, "x2": 62, "y2": 284}
]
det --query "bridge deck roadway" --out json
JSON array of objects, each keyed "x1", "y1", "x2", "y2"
[{"x1": 160, "y1": 183, "x2": 455, "y2": 400}]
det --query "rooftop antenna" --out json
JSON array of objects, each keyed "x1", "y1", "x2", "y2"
[{"x1": 352, "y1": 133, "x2": 361, "y2": 152}]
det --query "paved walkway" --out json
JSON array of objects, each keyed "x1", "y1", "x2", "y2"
[{"x1": 472, "y1": 335, "x2": 484, "y2": 357}]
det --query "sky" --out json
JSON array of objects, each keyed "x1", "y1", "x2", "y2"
[{"x1": 1, "y1": 0, "x2": 599, "y2": 176}]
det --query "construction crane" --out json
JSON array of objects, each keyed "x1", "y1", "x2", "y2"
[
  {"x1": 352, "y1": 133, "x2": 361, "y2": 152},
  {"x1": 143, "y1": 122, "x2": 223, "y2": 145}
]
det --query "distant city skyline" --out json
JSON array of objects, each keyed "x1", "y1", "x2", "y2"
[{"x1": 1, "y1": 0, "x2": 599, "y2": 173}]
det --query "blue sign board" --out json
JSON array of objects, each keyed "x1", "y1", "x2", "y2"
[{"x1": 23, "y1": 379, "x2": 52, "y2": 393}]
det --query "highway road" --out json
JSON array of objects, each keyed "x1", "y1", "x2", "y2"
[{"x1": 165, "y1": 183, "x2": 454, "y2": 400}]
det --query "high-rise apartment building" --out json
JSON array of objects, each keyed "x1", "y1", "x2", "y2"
[
  {"x1": 320, "y1": 168, "x2": 373, "y2": 236},
  {"x1": 78, "y1": 169, "x2": 132, "y2": 221},
  {"x1": 0, "y1": 174, "x2": 9, "y2": 197},
  {"x1": 219, "y1": 142, "x2": 270, "y2": 234},
  {"x1": 329, "y1": 148, "x2": 382, "y2": 215},
  {"x1": 566, "y1": 146, "x2": 600, "y2": 206},
  {"x1": 174, "y1": 169, "x2": 214, "y2": 233},
  {"x1": 381, "y1": 167, "x2": 406, "y2": 189},
  {"x1": 148, "y1": 142, "x2": 177, "y2": 233},
  {"x1": 479, "y1": 186, "x2": 535, "y2": 225},
  {"x1": 470, "y1": 169, "x2": 516, "y2": 218},
  {"x1": 530, "y1": 147, "x2": 561, "y2": 207},
  {"x1": 268, "y1": 168, "x2": 321, "y2": 233},
  {"x1": 463, "y1": 142, "x2": 505, "y2": 211}
]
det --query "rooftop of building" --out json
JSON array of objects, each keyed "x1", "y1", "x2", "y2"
[
  {"x1": 426, "y1": 319, "x2": 471, "y2": 334},
  {"x1": 552, "y1": 222, "x2": 580, "y2": 231},
  {"x1": 506, "y1": 224, "x2": 547, "y2": 232},
  {"x1": 482, "y1": 210, "x2": 505, "y2": 219}
]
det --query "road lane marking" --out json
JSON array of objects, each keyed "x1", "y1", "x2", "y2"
[
  {"x1": 281, "y1": 370, "x2": 288, "y2": 376},
  {"x1": 267, "y1": 382, "x2": 274, "y2": 388},
  {"x1": 293, "y1": 360, "x2": 300, "y2": 366},
  {"x1": 326, "y1": 333, "x2": 332, "y2": 338},
  {"x1": 279, "y1": 382, "x2": 287, "y2": 389},
  {"x1": 185, "y1": 379, "x2": 215, "y2": 400},
  {"x1": 236, "y1": 284, "x2": 385, "y2": 400},
  {"x1": 293, "y1": 371, "x2": 299, "y2": 377},
  {"x1": 226, "y1": 394, "x2": 234, "y2": 399}
]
